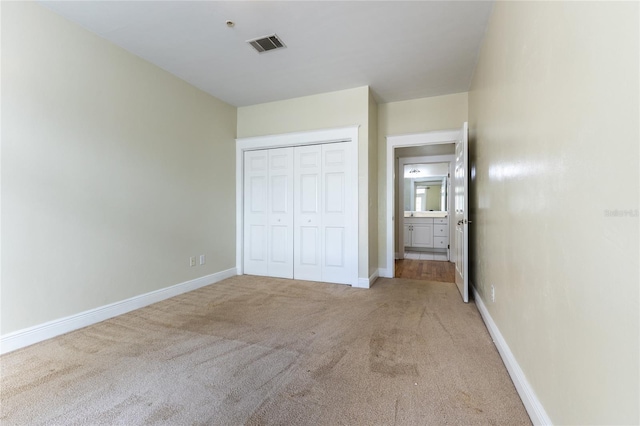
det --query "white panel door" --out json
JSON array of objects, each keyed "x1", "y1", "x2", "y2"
[
  {"x1": 243, "y1": 150, "x2": 269, "y2": 276},
  {"x1": 454, "y1": 122, "x2": 469, "y2": 303},
  {"x1": 267, "y1": 148, "x2": 294, "y2": 278},
  {"x1": 321, "y1": 142, "x2": 355, "y2": 284},
  {"x1": 294, "y1": 145, "x2": 322, "y2": 281}
]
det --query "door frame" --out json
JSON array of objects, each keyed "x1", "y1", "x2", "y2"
[
  {"x1": 236, "y1": 126, "x2": 359, "y2": 283},
  {"x1": 384, "y1": 129, "x2": 461, "y2": 278},
  {"x1": 397, "y1": 155, "x2": 454, "y2": 260}
]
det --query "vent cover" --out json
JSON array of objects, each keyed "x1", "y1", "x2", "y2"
[{"x1": 247, "y1": 34, "x2": 286, "y2": 53}]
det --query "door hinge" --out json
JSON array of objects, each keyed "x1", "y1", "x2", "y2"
[{"x1": 447, "y1": 244, "x2": 450, "y2": 249}]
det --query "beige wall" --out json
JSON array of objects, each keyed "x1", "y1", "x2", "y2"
[
  {"x1": 378, "y1": 93, "x2": 468, "y2": 270},
  {"x1": 1, "y1": 3, "x2": 237, "y2": 334},
  {"x1": 237, "y1": 87, "x2": 373, "y2": 279},
  {"x1": 469, "y1": 2, "x2": 639, "y2": 424}
]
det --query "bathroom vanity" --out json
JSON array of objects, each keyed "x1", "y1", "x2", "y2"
[
  {"x1": 399, "y1": 160, "x2": 452, "y2": 261},
  {"x1": 404, "y1": 213, "x2": 449, "y2": 251}
]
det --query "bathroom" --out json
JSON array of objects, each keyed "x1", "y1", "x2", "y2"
[{"x1": 396, "y1": 144, "x2": 455, "y2": 262}]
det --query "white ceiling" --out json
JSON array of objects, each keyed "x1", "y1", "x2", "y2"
[{"x1": 39, "y1": 1, "x2": 494, "y2": 107}]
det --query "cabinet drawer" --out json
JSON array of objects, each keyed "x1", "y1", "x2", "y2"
[
  {"x1": 434, "y1": 218, "x2": 448, "y2": 225},
  {"x1": 434, "y1": 225, "x2": 448, "y2": 236},
  {"x1": 434, "y1": 236, "x2": 448, "y2": 248}
]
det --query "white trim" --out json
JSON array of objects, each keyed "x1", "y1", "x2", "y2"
[
  {"x1": 236, "y1": 126, "x2": 360, "y2": 284},
  {"x1": 386, "y1": 129, "x2": 461, "y2": 277},
  {"x1": 353, "y1": 269, "x2": 379, "y2": 288},
  {"x1": 0, "y1": 268, "x2": 237, "y2": 355},
  {"x1": 472, "y1": 283, "x2": 552, "y2": 426}
]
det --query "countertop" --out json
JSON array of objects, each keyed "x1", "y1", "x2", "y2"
[{"x1": 404, "y1": 211, "x2": 448, "y2": 218}]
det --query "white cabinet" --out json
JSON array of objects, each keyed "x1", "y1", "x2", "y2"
[
  {"x1": 404, "y1": 217, "x2": 449, "y2": 251},
  {"x1": 405, "y1": 222, "x2": 433, "y2": 247}
]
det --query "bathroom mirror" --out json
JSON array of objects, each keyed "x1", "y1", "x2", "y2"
[{"x1": 403, "y1": 163, "x2": 448, "y2": 212}]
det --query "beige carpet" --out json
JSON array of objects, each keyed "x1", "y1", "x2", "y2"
[{"x1": 1, "y1": 276, "x2": 530, "y2": 425}]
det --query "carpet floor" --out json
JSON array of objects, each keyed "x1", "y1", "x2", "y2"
[{"x1": 1, "y1": 276, "x2": 530, "y2": 425}]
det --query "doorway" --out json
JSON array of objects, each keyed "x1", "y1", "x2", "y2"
[
  {"x1": 397, "y1": 155, "x2": 454, "y2": 261},
  {"x1": 384, "y1": 124, "x2": 469, "y2": 302},
  {"x1": 384, "y1": 129, "x2": 460, "y2": 278}
]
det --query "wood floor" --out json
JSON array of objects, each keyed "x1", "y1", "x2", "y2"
[{"x1": 395, "y1": 258, "x2": 455, "y2": 282}]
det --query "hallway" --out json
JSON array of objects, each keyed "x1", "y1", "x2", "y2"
[{"x1": 395, "y1": 258, "x2": 455, "y2": 283}]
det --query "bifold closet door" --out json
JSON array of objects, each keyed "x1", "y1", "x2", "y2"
[
  {"x1": 293, "y1": 145, "x2": 322, "y2": 281},
  {"x1": 243, "y1": 148, "x2": 294, "y2": 278},
  {"x1": 294, "y1": 142, "x2": 355, "y2": 284}
]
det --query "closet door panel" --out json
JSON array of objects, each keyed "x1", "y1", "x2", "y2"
[
  {"x1": 321, "y1": 142, "x2": 354, "y2": 284},
  {"x1": 267, "y1": 148, "x2": 293, "y2": 278},
  {"x1": 294, "y1": 145, "x2": 322, "y2": 281},
  {"x1": 300, "y1": 227, "x2": 319, "y2": 265},
  {"x1": 243, "y1": 150, "x2": 269, "y2": 276},
  {"x1": 324, "y1": 227, "x2": 345, "y2": 267}
]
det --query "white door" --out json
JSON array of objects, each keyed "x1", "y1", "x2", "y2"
[
  {"x1": 267, "y1": 148, "x2": 294, "y2": 278},
  {"x1": 294, "y1": 145, "x2": 322, "y2": 281},
  {"x1": 243, "y1": 150, "x2": 269, "y2": 276},
  {"x1": 454, "y1": 122, "x2": 469, "y2": 302},
  {"x1": 244, "y1": 148, "x2": 293, "y2": 278},
  {"x1": 293, "y1": 142, "x2": 355, "y2": 284},
  {"x1": 320, "y1": 142, "x2": 355, "y2": 284}
]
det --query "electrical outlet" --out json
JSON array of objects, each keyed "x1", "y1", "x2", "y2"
[
  {"x1": 490, "y1": 285, "x2": 495, "y2": 302},
  {"x1": 199, "y1": 254, "x2": 206, "y2": 265},
  {"x1": 189, "y1": 256, "x2": 196, "y2": 267}
]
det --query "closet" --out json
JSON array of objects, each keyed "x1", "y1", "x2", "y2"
[{"x1": 242, "y1": 142, "x2": 355, "y2": 285}]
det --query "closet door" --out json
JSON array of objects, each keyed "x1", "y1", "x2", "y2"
[
  {"x1": 267, "y1": 148, "x2": 294, "y2": 278},
  {"x1": 243, "y1": 150, "x2": 269, "y2": 276},
  {"x1": 243, "y1": 148, "x2": 293, "y2": 278},
  {"x1": 293, "y1": 142, "x2": 355, "y2": 284},
  {"x1": 293, "y1": 145, "x2": 322, "y2": 281},
  {"x1": 321, "y1": 142, "x2": 355, "y2": 284}
]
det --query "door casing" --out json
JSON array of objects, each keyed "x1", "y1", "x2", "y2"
[{"x1": 384, "y1": 129, "x2": 462, "y2": 278}]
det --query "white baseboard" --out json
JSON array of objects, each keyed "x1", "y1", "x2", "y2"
[
  {"x1": 0, "y1": 268, "x2": 237, "y2": 355},
  {"x1": 472, "y1": 283, "x2": 552, "y2": 426},
  {"x1": 353, "y1": 269, "x2": 380, "y2": 289}
]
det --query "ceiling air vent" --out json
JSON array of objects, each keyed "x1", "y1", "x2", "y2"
[{"x1": 247, "y1": 34, "x2": 286, "y2": 53}]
